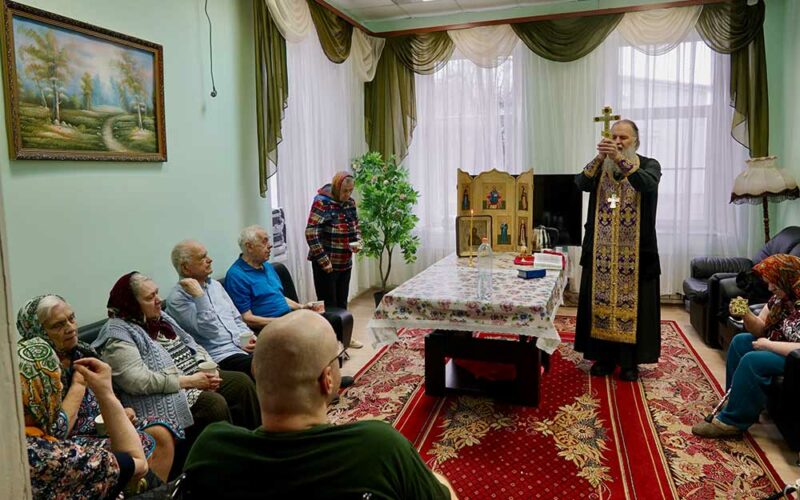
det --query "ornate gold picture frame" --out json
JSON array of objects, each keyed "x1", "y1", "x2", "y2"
[{"x1": 1, "y1": 1, "x2": 167, "y2": 161}]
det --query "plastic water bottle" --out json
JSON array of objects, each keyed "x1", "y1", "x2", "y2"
[{"x1": 477, "y1": 237, "x2": 493, "y2": 300}]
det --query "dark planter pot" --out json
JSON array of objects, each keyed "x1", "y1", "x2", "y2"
[{"x1": 373, "y1": 291, "x2": 387, "y2": 307}]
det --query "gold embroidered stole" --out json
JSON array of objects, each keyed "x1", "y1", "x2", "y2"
[{"x1": 590, "y1": 161, "x2": 642, "y2": 343}]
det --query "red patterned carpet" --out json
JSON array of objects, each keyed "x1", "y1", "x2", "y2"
[{"x1": 329, "y1": 317, "x2": 787, "y2": 499}]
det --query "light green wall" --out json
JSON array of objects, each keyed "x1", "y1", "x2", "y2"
[
  {"x1": 0, "y1": 0, "x2": 269, "y2": 324},
  {"x1": 771, "y1": 0, "x2": 800, "y2": 230}
]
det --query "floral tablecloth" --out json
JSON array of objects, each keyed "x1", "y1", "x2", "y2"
[{"x1": 368, "y1": 253, "x2": 567, "y2": 354}]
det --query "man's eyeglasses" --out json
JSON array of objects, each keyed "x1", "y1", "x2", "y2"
[
  {"x1": 318, "y1": 346, "x2": 348, "y2": 381},
  {"x1": 327, "y1": 346, "x2": 348, "y2": 369}
]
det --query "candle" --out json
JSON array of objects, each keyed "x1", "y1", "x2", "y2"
[{"x1": 469, "y1": 209, "x2": 474, "y2": 262}]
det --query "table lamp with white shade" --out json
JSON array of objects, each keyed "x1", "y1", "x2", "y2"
[{"x1": 730, "y1": 156, "x2": 800, "y2": 243}]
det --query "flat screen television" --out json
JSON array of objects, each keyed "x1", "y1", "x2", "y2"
[{"x1": 532, "y1": 174, "x2": 582, "y2": 246}]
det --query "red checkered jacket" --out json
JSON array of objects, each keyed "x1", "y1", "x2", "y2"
[{"x1": 305, "y1": 184, "x2": 360, "y2": 272}]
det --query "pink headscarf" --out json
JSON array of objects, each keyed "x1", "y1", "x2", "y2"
[{"x1": 331, "y1": 171, "x2": 354, "y2": 201}]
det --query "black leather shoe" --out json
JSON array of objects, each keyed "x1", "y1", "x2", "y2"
[
  {"x1": 589, "y1": 361, "x2": 614, "y2": 377},
  {"x1": 619, "y1": 367, "x2": 639, "y2": 381},
  {"x1": 340, "y1": 375, "x2": 354, "y2": 388}
]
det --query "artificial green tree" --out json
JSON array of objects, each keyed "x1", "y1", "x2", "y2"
[{"x1": 352, "y1": 152, "x2": 420, "y2": 292}]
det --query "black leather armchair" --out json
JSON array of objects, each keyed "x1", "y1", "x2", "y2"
[
  {"x1": 728, "y1": 305, "x2": 800, "y2": 462},
  {"x1": 272, "y1": 262, "x2": 353, "y2": 348},
  {"x1": 684, "y1": 226, "x2": 800, "y2": 349},
  {"x1": 715, "y1": 226, "x2": 800, "y2": 350},
  {"x1": 683, "y1": 256, "x2": 752, "y2": 347}
]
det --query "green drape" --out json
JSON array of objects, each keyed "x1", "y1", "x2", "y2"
[
  {"x1": 253, "y1": 0, "x2": 288, "y2": 197},
  {"x1": 389, "y1": 32, "x2": 454, "y2": 75},
  {"x1": 364, "y1": 44, "x2": 416, "y2": 161},
  {"x1": 696, "y1": 0, "x2": 768, "y2": 157},
  {"x1": 363, "y1": 33, "x2": 451, "y2": 161},
  {"x1": 308, "y1": 0, "x2": 352, "y2": 64},
  {"x1": 511, "y1": 14, "x2": 623, "y2": 63}
]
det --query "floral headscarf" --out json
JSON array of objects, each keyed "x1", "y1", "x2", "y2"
[
  {"x1": 331, "y1": 171, "x2": 354, "y2": 201},
  {"x1": 18, "y1": 337, "x2": 63, "y2": 439},
  {"x1": 17, "y1": 294, "x2": 98, "y2": 359},
  {"x1": 107, "y1": 272, "x2": 176, "y2": 340},
  {"x1": 752, "y1": 254, "x2": 800, "y2": 330}
]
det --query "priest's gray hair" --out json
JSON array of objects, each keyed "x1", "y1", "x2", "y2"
[
  {"x1": 614, "y1": 119, "x2": 640, "y2": 150},
  {"x1": 238, "y1": 225, "x2": 267, "y2": 252},
  {"x1": 36, "y1": 295, "x2": 68, "y2": 324}
]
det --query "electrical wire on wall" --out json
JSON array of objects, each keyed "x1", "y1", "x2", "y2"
[{"x1": 205, "y1": 0, "x2": 217, "y2": 97}]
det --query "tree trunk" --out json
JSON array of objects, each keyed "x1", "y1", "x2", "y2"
[
  {"x1": 383, "y1": 246, "x2": 394, "y2": 293},
  {"x1": 136, "y1": 103, "x2": 143, "y2": 129},
  {"x1": 36, "y1": 82, "x2": 47, "y2": 108},
  {"x1": 51, "y1": 82, "x2": 60, "y2": 123}
]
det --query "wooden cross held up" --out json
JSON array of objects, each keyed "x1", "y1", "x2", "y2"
[{"x1": 593, "y1": 105, "x2": 620, "y2": 139}]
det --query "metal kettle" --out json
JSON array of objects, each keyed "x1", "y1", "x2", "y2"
[{"x1": 532, "y1": 226, "x2": 550, "y2": 251}]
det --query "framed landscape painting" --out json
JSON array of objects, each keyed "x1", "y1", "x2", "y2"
[{"x1": 1, "y1": 1, "x2": 166, "y2": 161}]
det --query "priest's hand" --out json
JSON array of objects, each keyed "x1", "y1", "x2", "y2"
[{"x1": 597, "y1": 137, "x2": 621, "y2": 161}]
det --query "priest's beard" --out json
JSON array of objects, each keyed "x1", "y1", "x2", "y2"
[{"x1": 602, "y1": 145, "x2": 637, "y2": 177}]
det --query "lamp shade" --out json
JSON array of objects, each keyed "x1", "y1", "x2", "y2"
[{"x1": 730, "y1": 156, "x2": 800, "y2": 205}]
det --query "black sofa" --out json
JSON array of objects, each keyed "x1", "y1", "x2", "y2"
[
  {"x1": 79, "y1": 263, "x2": 354, "y2": 350},
  {"x1": 683, "y1": 226, "x2": 800, "y2": 349}
]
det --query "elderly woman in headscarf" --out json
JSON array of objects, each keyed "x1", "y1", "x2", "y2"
[
  {"x1": 92, "y1": 271, "x2": 260, "y2": 473},
  {"x1": 19, "y1": 336, "x2": 148, "y2": 498},
  {"x1": 692, "y1": 254, "x2": 800, "y2": 438},
  {"x1": 17, "y1": 294, "x2": 177, "y2": 482},
  {"x1": 305, "y1": 170, "x2": 363, "y2": 348}
]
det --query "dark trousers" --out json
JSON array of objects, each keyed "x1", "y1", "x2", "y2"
[
  {"x1": 219, "y1": 353, "x2": 254, "y2": 380},
  {"x1": 171, "y1": 369, "x2": 260, "y2": 478},
  {"x1": 312, "y1": 260, "x2": 352, "y2": 310}
]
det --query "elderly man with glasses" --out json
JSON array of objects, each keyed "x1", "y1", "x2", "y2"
[{"x1": 183, "y1": 310, "x2": 456, "y2": 498}]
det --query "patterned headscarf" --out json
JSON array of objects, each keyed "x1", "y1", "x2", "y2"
[
  {"x1": 17, "y1": 294, "x2": 98, "y2": 359},
  {"x1": 331, "y1": 171, "x2": 354, "y2": 201},
  {"x1": 18, "y1": 337, "x2": 63, "y2": 438},
  {"x1": 107, "y1": 272, "x2": 176, "y2": 340},
  {"x1": 752, "y1": 254, "x2": 800, "y2": 330}
]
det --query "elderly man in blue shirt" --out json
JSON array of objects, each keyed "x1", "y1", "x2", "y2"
[
  {"x1": 224, "y1": 226, "x2": 354, "y2": 389},
  {"x1": 166, "y1": 240, "x2": 257, "y2": 378}
]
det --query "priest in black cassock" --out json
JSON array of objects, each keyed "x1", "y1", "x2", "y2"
[{"x1": 573, "y1": 118, "x2": 662, "y2": 382}]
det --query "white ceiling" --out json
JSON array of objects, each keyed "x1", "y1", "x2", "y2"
[{"x1": 324, "y1": 0, "x2": 579, "y2": 23}]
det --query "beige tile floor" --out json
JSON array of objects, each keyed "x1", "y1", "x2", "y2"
[{"x1": 342, "y1": 291, "x2": 800, "y2": 487}]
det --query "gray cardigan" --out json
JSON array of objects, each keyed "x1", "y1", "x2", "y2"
[{"x1": 92, "y1": 313, "x2": 212, "y2": 432}]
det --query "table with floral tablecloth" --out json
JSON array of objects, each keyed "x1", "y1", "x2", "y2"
[{"x1": 368, "y1": 253, "x2": 567, "y2": 354}]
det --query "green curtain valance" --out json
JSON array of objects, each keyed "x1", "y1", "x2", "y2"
[
  {"x1": 363, "y1": 33, "x2": 451, "y2": 158},
  {"x1": 308, "y1": 0, "x2": 353, "y2": 64},
  {"x1": 254, "y1": 1, "x2": 288, "y2": 197},
  {"x1": 364, "y1": 44, "x2": 417, "y2": 161},
  {"x1": 258, "y1": 0, "x2": 769, "y2": 187},
  {"x1": 697, "y1": 0, "x2": 768, "y2": 157},
  {"x1": 388, "y1": 32, "x2": 454, "y2": 75},
  {"x1": 511, "y1": 14, "x2": 623, "y2": 63}
]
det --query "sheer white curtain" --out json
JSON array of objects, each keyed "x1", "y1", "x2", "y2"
[
  {"x1": 274, "y1": 29, "x2": 368, "y2": 303},
  {"x1": 601, "y1": 30, "x2": 750, "y2": 293},
  {"x1": 397, "y1": 29, "x2": 750, "y2": 296},
  {"x1": 527, "y1": 30, "x2": 751, "y2": 294},
  {"x1": 394, "y1": 45, "x2": 530, "y2": 286}
]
